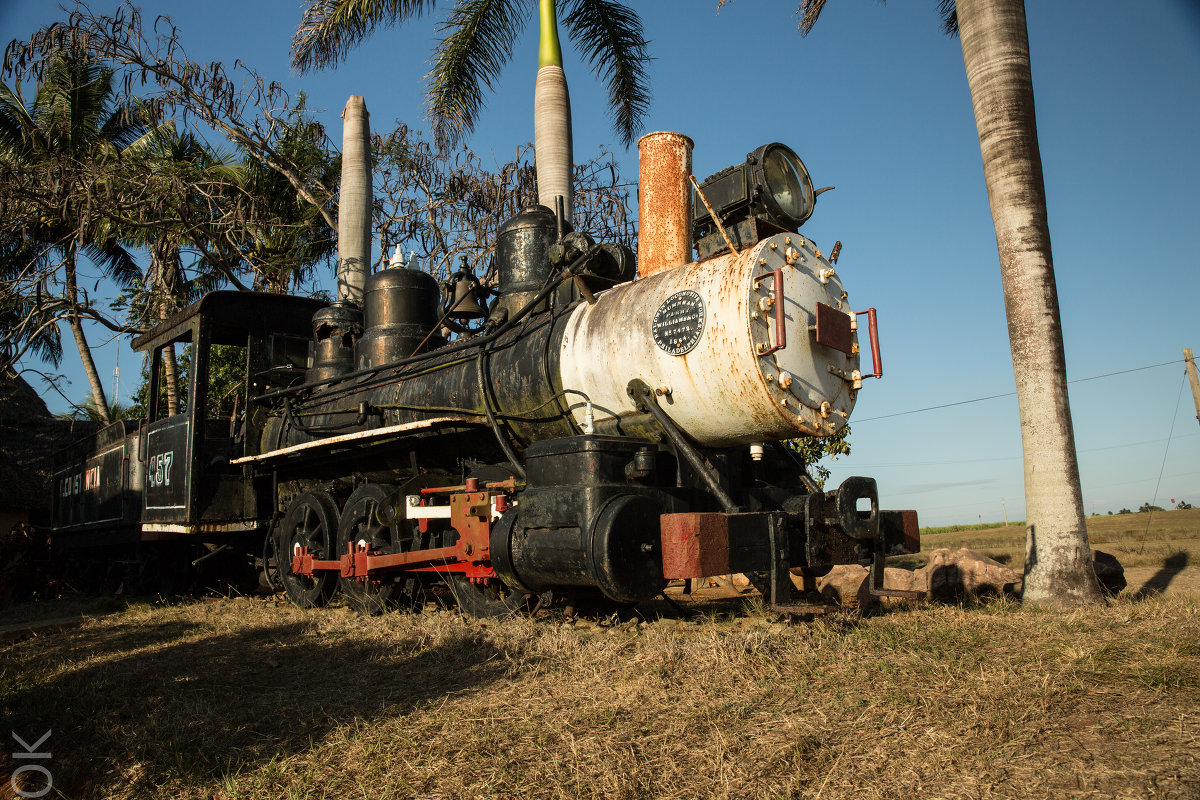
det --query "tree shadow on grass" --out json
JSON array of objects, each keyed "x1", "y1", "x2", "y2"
[
  {"x1": 0, "y1": 613, "x2": 517, "y2": 799},
  {"x1": 1134, "y1": 552, "x2": 1189, "y2": 598}
]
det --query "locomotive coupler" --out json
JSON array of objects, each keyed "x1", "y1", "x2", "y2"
[{"x1": 659, "y1": 477, "x2": 920, "y2": 612}]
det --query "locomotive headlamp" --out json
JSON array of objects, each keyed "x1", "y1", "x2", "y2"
[{"x1": 692, "y1": 143, "x2": 819, "y2": 249}]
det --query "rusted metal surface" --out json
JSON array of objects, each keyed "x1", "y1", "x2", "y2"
[
  {"x1": 814, "y1": 302, "x2": 853, "y2": 356},
  {"x1": 661, "y1": 512, "x2": 732, "y2": 579},
  {"x1": 449, "y1": 490, "x2": 493, "y2": 563},
  {"x1": 880, "y1": 509, "x2": 921, "y2": 555},
  {"x1": 753, "y1": 268, "x2": 786, "y2": 356},
  {"x1": 558, "y1": 232, "x2": 861, "y2": 446},
  {"x1": 637, "y1": 132, "x2": 694, "y2": 278},
  {"x1": 855, "y1": 308, "x2": 883, "y2": 378}
]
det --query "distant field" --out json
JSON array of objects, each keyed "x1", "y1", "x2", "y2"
[
  {"x1": 906, "y1": 507, "x2": 1200, "y2": 600},
  {"x1": 917, "y1": 507, "x2": 1200, "y2": 569}
]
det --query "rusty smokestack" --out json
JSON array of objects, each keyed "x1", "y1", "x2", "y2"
[
  {"x1": 338, "y1": 95, "x2": 372, "y2": 305},
  {"x1": 636, "y1": 131, "x2": 694, "y2": 278}
]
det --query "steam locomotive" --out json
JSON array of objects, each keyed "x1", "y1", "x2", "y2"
[{"x1": 49, "y1": 138, "x2": 918, "y2": 616}]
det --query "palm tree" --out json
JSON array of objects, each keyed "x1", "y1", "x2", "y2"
[
  {"x1": 0, "y1": 48, "x2": 145, "y2": 426},
  {"x1": 233, "y1": 111, "x2": 339, "y2": 294},
  {"x1": 0, "y1": 234, "x2": 64, "y2": 371},
  {"x1": 123, "y1": 124, "x2": 242, "y2": 415},
  {"x1": 793, "y1": 0, "x2": 1103, "y2": 607},
  {"x1": 291, "y1": 0, "x2": 650, "y2": 221}
]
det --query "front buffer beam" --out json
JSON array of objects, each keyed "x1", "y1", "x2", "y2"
[{"x1": 660, "y1": 477, "x2": 920, "y2": 611}]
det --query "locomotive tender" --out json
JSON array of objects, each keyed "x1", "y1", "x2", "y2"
[{"x1": 50, "y1": 137, "x2": 918, "y2": 615}]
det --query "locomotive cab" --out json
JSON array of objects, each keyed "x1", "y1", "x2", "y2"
[{"x1": 131, "y1": 291, "x2": 325, "y2": 536}]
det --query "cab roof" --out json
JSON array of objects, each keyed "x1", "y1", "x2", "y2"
[{"x1": 131, "y1": 291, "x2": 329, "y2": 352}]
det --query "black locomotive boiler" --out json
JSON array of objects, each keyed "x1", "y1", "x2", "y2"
[{"x1": 49, "y1": 140, "x2": 919, "y2": 615}]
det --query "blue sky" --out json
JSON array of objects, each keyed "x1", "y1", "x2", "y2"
[{"x1": 3, "y1": 0, "x2": 1199, "y2": 526}]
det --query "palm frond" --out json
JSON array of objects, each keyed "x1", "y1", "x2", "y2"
[
  {"x1": 562, "y1": 0, "x2": 649, "y2": 148},
  {"x1": 81, "y1": 239, "x2": 139, "y2": 288},
  {"x1": 937, "y1": 0, "x2": 958, "y2": 36},
  {"x1": 0, "y1": 237, "x2": 63, "y2": 367},
  {"x1": 426, "y1": 0, "x2": 528, "y2": 148},
  {"x1": 796, "y1": 0, "x2": 829, "y2": 36},
  {"x1": 0, "y1": 81, "x2": 38, "y2": 154},
  {"x1": 291, "y1": 0, "x2": 439, "y2": 73},
  {"x1": 97, "y1": 97, "x2": 149, "y2": 152}
]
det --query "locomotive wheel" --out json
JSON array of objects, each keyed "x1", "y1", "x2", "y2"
[
  {"x1": 445, "y1": 575, "x2": 530, "y2": 619},
  {"x1": 336, "y1": 483, "x2": 406, "y2": 615},
  {"x1": 279, "y1": 491, "x2": 339, "y2": 608}
]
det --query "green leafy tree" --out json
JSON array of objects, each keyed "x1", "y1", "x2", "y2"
[
  {"x1": 233, "y1": 105, "x2": 339, "y2": 294},
  {"x1": 120, "y1": 124, "x2": 243, "y2": 414},
  {"x1": 785, "y1": 426, "x2": 850, "y2": 490},
  {"x1": 0, "y1": 46, "x2": 146, "y2": 425}
]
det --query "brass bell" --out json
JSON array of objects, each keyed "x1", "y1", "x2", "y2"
[{"x1": 446, "y1": 260, "x2": 487, "y2": 320}]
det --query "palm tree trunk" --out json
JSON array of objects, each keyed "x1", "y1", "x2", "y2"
[
  {"x1": 955, "y1": 0, "x2": 1102, "y2": 607},
  {"x1": 64, "y1": 244, "x2": 112, "y2": 425},
  {"x1": 338, "y1": 94, "x2": 372, "y2": 305},
  {"x1": 534, "y1": 0, "x2": 573, "y2": 221},
  {"x1": 150, "y1": 239, "x2": 181, "y2": 415},
  {"x1": 162, "y1": 344, "x2": 181, "y2": 416}
]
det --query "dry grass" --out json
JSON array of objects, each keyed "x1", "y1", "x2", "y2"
[{"x1": 1, "y1": 592, "x2": 1198, "y2": 800}]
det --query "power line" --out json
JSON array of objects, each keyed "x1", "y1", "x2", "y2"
[
  {"x1": 847, "y1": 431, "x2": 1200, "y2": 470},
  {"x1": 854, "y1": 359, "x2": 1183, "y2": 423}
]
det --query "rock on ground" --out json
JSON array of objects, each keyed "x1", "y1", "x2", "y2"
[{"x1": 809, "y1": 548, "x2": 1127, "y2": 607}]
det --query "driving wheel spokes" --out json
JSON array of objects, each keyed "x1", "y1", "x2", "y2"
[
  {"x1": 278, "y1": 491, "x2": 339, "y2": 608},
  {"x1": 337, "y1": 483, "x2": 408, "y2": 614}
]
